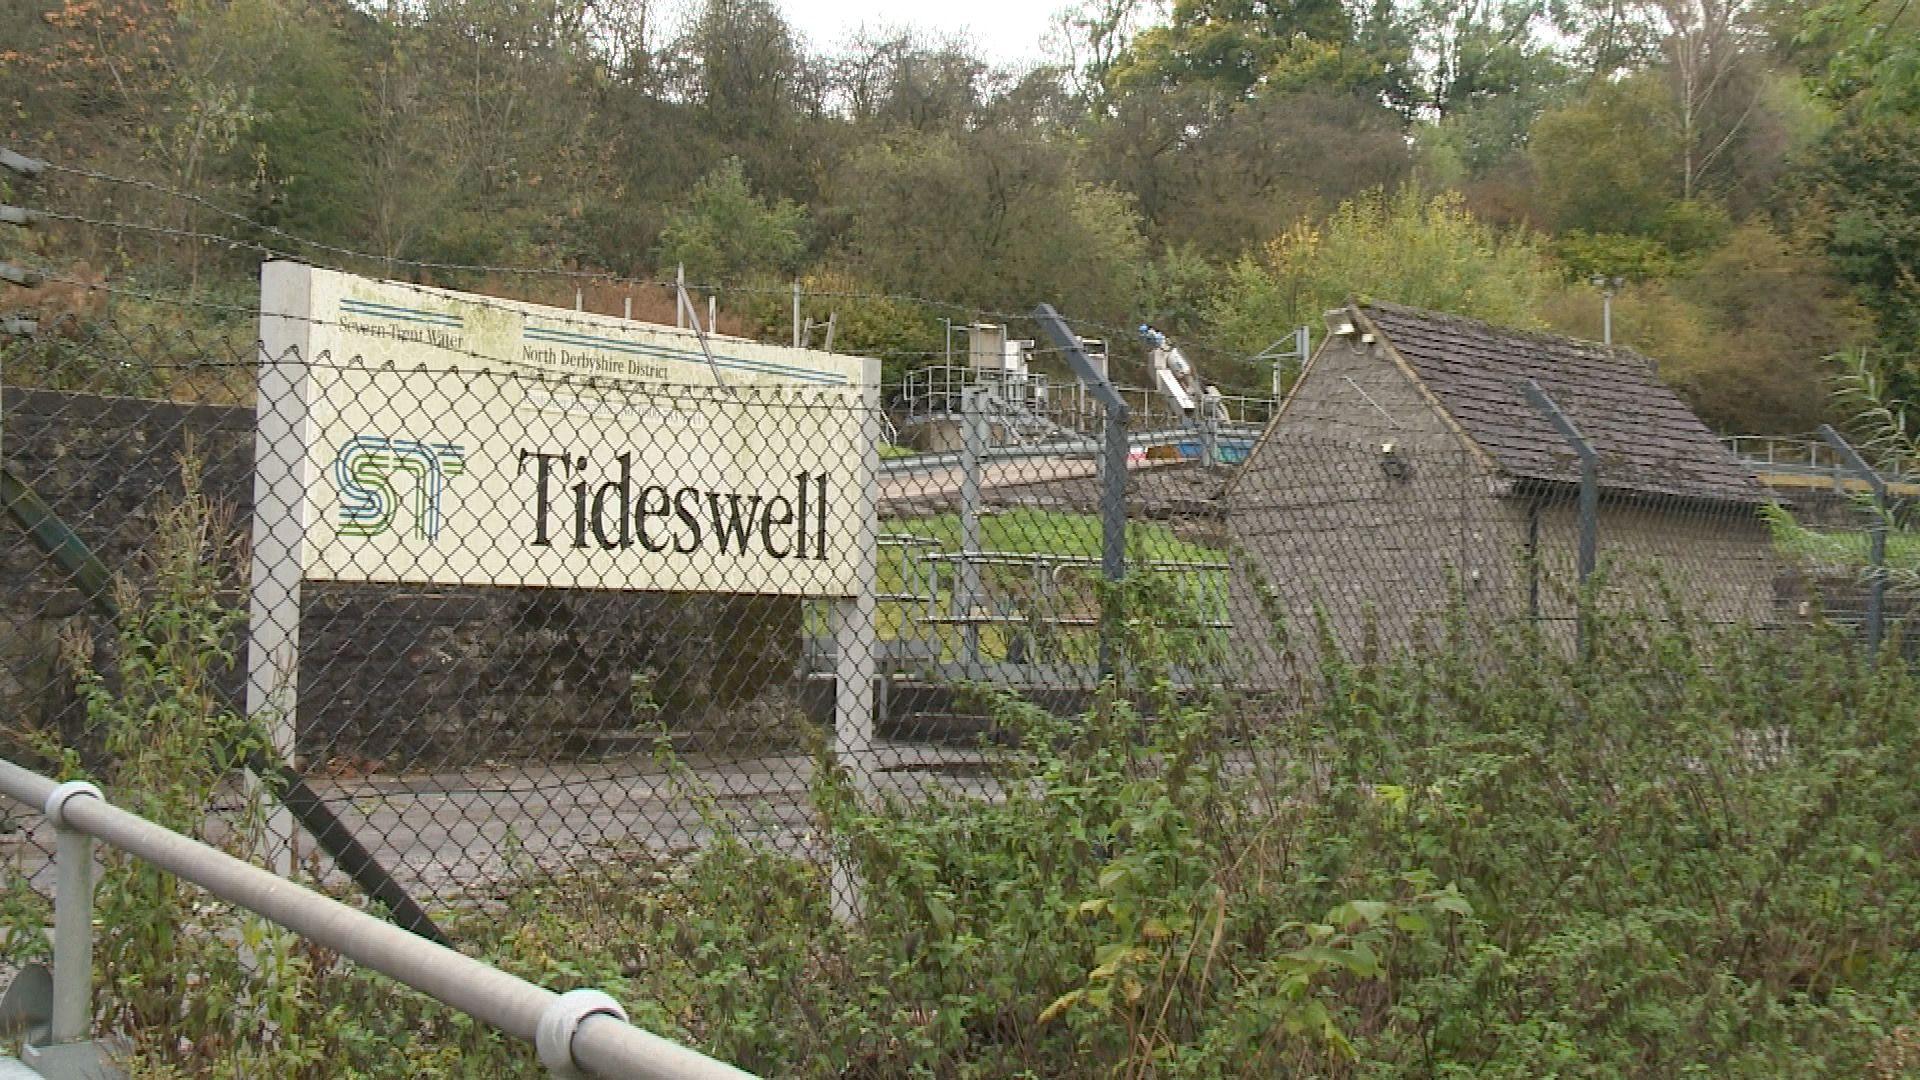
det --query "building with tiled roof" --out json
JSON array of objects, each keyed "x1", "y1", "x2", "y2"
[{"x1": 1223, "y1": 300, "x2": 1778, "y2": 680}]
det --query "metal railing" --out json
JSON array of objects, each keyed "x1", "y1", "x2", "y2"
[
  {"x1": 1721, "y1": 434, "x2": 1916, "y2": 484},
  {"x1": 895, "y1": 366, "x2": 1274, "y2": 443},
  {"x1": 0, "y1": 756, "x2": 755, "y2": 1079}
]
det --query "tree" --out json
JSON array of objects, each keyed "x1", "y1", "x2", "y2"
[
  {"x1": 1655, "y1": 0, "x2": 1768, "y2": 201},
  {"x1": 1796, "y1": 0, "x2": 1920, "y2": 117},
  {"x1": 1086, "y1": 88, "x2": 1411, "y2": 257},
  {"x1": 1800, "y1": 117, "x2": 1920, "y2": 408},
  {"x1": 655, "y1": 158, "x2": 809, "y2": 282},
  {"x1": 1107, "y1": 0, "x2": 1412, "y2": 108},
  {"x1": 667, "y1": 0, "x2": 823, "y2": 201},
  {"x1": 1541, "y1": 223, "x2": 1866, "y2": 432},
  {"x1": 1205, "y1": 186, "x2": 1554, "y2": 368},
  {"x1": 1047, "y1": 0, "x2": 1153, "y2": 108},
  {"x1": 827, "y1": 131, "x2": 1146, "y2": 324},
  {"x1": 1528, "y1": 75, "x2": 1682, "y2": 234},
  {"x1": 1407, "y1": 0, "x2": 1565, "y2": 118},
  {"x1": 831, "y1": 31, "x2": 992, "y2": 134},
  {"x1": 239, "y1": 5, "x2": 370, "y2": 243}
]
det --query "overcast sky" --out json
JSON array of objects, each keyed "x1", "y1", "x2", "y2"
[{"x1": 776, "y1": 0, "x2": 1062, "y2": 67}]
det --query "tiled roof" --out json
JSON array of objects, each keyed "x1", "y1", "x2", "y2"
[{"x1": 1358, "y1": 301, "x2": 1766, "y2": 505}]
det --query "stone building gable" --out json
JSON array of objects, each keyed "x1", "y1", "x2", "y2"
[
  {"x1": 1357, "y1": 302, "x2": 1765, "y2": 506},
  {"x1": 1222, "y1": 321, "x2": 1527, "y2": 684},
  {"x1": 1230, "y1": 308, "x2": 1500, "y2": 504}
]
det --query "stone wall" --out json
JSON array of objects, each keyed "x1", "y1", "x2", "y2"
[
  {"x1": 1226, "y1": 335, "x2": 1527, "y2": 686},
  {"x1": 1, "y1": 387, "x2": 803, "y2": 770},
  {"x1": 1530, "y1": 496, "x2": 1780, "y2": 628}
]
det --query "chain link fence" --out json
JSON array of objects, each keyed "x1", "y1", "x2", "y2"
[
  {"x1": 1, "y1": 279, "x2": 1901, "y2": 904},
  {"x1": 1, "y1": 152, "x2": 1913, "y2": 1071}
]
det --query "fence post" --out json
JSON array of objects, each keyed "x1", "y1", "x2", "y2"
[
  {"x1": 50, "y1": 825, "x2": 95, "y2": 1042},
  {"x1": 251, "y1": 263, "x2": 315, "y2": 878},
  {"x1": 958, "y1": 386, "x2": 986, "y2": 670},
  {"x1": 43, "y1": 780, "x2": 100, "y2": 1047},
  {"x1": 1818, "y1": 424, "x2": 1888, "y2": 657},
  {"x1": 830, "y1": 356, "x2": 884, "y2": 922},
  {"x1": 1520, "y1": 379, "x2": 1598, "y2": 654},
  {"x1": 1032, "y1": 305, "x2": 1128, "y2": 680}
]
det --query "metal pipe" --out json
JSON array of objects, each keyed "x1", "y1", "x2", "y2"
[
  {"x1": 0, "y1": 758, "x2": 753, "y2": 1080},
  {"x1": 1029, "y1": 305, "x2": 1129, "y2": 677},
  {"x1": 1, "y1": 262, "x2": 44, "y2": 288},
  {"x1": 50, "y1": 824, "x2": 93, "y2": 1043},
  {"x1": 1520, "y1": 379, "x2": 1599, "y2": 655},
  {"x1": 0, "y1": 148, "x2": 46, "y2": 178}
]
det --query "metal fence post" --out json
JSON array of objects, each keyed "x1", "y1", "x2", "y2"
[
  {"x1": 1520, "y1": 380, "x2": 1598, "y2": 653},
  {"x1": 1197, "y1": 401, "x2": 1219, "y2": 467},
  {"x1": 830, "y1": 356, "x2": 885, "y2": 923},
  {"x1": 46, "y1": 781, "x2": 101, "y2": 1045},
  {"x1": 50, "y1": 828, "x2": 94, "y2": 1044},
  {"x1": 958, "y1": 387, "x2": 986, "y2": 670},
  {"x1": 1818, "y1": 424, "x2": 1888, "y2": 657},
  {"x1": 1032, "y1": 305, "x2": 1128, "y2": 680}
]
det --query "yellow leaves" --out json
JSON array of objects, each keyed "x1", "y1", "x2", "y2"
[
  {"x1": 1037, "y1": 988, "x2": 1083, "y2": 1025},
  {"x1": 1261, "y1": 219, "x2": 1322, "y2": 273}
]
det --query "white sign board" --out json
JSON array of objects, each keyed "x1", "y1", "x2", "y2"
[
  {"x1": 245, "y1": 262, "x2": 881, "y2": 874},
  {"x1": 255, "y1": 262, "x2": 872, "y2": 597}
]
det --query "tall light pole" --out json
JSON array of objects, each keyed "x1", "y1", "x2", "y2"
[{"x1": 1589, "y1": 275, "x2": 1625, "y2": 345}]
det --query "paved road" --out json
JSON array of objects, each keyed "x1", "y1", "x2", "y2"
[{"x1": 0, "y1": 741, "x2": 1010, "y2": 904}]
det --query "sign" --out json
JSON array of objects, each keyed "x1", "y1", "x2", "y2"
[{"x1": 256, "y1": 262, "x2": 874, "y2": 597}]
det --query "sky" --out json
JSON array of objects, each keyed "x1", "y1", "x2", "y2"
[{"x1": 776, "y1": 0, "x2": 1063, "y2": 67}]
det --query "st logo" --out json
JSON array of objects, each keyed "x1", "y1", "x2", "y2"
[{"x1": 333, "y1": 436, "x2": 467, "y2": 541}]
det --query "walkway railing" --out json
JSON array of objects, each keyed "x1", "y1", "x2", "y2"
[
  {"x1": 0, "y1": 756, "x2": 756, "y2": 1079},
  {"x1": 1722, "y1": 434, "x2": 1917, "y2": 484}
]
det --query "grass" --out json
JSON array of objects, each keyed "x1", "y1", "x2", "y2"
[
  {"x1": 1761, "y1": 502, "x2": 1920, "y2": 571},
  {"x1": 807, "y1": 509, "x2": 1230, "y2": 666},
  {"x1": 869, "y1": 510, "x2": 1228, "y2": 666}
]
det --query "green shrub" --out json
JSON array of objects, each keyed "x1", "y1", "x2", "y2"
[{"x1": 6, "y1": 507, "x2": 1920, "y2": 1077}]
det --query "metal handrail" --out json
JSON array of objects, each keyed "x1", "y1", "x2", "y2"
[
  {"x1": 0, "y1": 756, "x2": 755, "y2": 1079},
  {"x1": 1721, "y1": 434, "x2": 1917, "y2": 483}
]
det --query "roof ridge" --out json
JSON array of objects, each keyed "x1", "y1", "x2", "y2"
[
  {"x1": 1357, "y1": 299, "x2": 1660, "y2": 371},
  {"x1": 1352, "y1": 299, "x2": 1764, "y2": 506}
]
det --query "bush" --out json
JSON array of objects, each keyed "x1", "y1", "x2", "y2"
[
  {"x1": 1206, "y1": 186, "x2": 1553, "y2": 380},
  {"x1": 8, "y1": 535, "x2": 1920, "y2": 1076}
]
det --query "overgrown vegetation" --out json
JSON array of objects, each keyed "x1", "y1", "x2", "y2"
[{"x1": 8, "y1": 521, "x2": 1920, "y2": 1074}]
